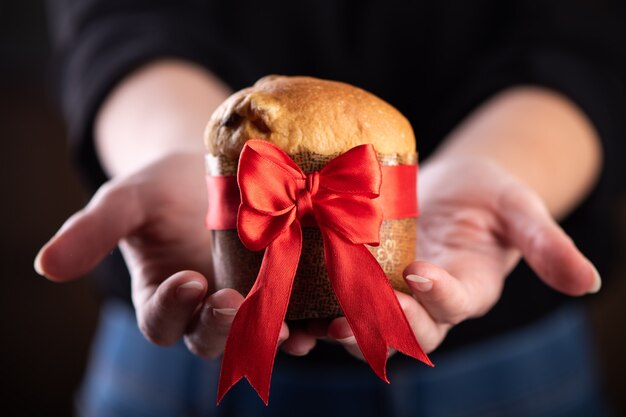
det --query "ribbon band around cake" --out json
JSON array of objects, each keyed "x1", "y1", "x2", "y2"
[
  {"x1": 204, "y1": 139, "x2": 432, "y2": 405},
  {"x1": 205, "y1": 160, "x2": 419, "y2": 229}
]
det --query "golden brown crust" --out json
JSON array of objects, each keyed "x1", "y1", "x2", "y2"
[{"x1": 204, "y1": 75, "x2": 415, "y2": 158}]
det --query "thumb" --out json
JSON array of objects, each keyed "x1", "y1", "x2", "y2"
[
  {"x1": 497, "y1": 184, "x2": 601, "y2": 296},
  {"x1": 35, "y1": 181, "x2": 145, "y2": 281}
]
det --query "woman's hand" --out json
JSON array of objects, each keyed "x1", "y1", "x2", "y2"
[
  {"x1": 35, "y1": 153, "x2": 299, "y2": 358},
  {"x1": 36, "y1": 60, "x2": 321, "y2": 358},
  {"x1": 328, "y1": 86, "x2": 602, "y2": 360},
  {"x1": 328, "y1": 156, "x2": 601, "y2": 358}
]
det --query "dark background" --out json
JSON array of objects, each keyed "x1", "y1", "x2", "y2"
[
  {"x1": 1, "y1": 2, "x2": 100, "y2": 415},
  {"x1": 1, "y1": 2, "x2": 625, "y2": 416}
]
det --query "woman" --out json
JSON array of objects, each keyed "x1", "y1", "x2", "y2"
[{"x1": 39, "y1": 1, "x2": 624, "y2": 415}]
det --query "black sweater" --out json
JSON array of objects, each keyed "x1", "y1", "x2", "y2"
[{"x1": 47, "y1": 0, "x2": 625, "y2": 355}]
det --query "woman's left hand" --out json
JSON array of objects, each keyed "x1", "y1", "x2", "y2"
[{"x1": 327, "y1": 156, "x2": 600, "y2": 359}]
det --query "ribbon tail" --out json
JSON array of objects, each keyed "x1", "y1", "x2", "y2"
[
  {"x1": 217, "y1": 222, "x2": 302, "y2": 405},
  {"x1": 322, "y1": 230, "x2": 433, "y2": 382}
]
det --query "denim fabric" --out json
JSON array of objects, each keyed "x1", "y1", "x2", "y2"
[{"x1": 76, "y1": 302, "x2": 613, "y2": 417}]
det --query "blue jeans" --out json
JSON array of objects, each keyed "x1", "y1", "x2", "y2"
[{"x1": 76, "y1": 301, "x2": 613, "y2": 417}]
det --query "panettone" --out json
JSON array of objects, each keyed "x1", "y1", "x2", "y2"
[{"x1": 204, "y1": 75, "x2": 418, "y2": 319}]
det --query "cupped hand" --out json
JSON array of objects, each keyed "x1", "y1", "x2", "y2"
[
  {"x1": 35, "y1": 153, "x2": 309, "y2": 357},
  {"x1": 328, "y1": 157, "x2": 601, "y2": 358}
]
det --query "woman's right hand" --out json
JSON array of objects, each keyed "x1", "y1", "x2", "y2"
[{"x1": 35, "y1": 152, "x2": 317, "y2": 358}]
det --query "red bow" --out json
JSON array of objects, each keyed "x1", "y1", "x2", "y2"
[{"x1": 217, "y1": 140, "x2": 432, "y2": 404}]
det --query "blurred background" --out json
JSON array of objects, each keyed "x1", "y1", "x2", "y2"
[
  {"x1": 1, "y1": 2, "x2": 100, "y2": 416},
  {"x1": 1, "y1": 2, "x2": 625, "y2": 416}
]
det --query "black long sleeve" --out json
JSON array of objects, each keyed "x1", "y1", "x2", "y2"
[{"x1": 46, "y1": 0, "x2": 625, "y2": 352}]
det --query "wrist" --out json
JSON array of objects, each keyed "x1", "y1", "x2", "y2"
[
  {"x1": 94, "y1": 59, "x2": 231, "y2": 177},
  {"x1": 426, "y1": 86, "x2": 602, "y2": 218}
]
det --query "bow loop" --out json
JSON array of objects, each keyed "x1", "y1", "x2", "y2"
[
  {"x1": 318, "y1": 144, "x2": 381, "y2": 197},
  {"x1": 238, "y1": 141, "x2": 303, "y2": 214},
  {"x1": 313, "y1": 195, "x2": 381, "y2": 245},
  {"x1": 238, "y1": 205, "x2": 298, "y2": 251}
]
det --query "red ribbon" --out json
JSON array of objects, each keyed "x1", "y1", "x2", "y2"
[
  {"x1": 214, "y1": 140, "x2": 432, "y2": 404},
  {"x1": 206, "y1": 165, "x2": 419, "y2": 229}
]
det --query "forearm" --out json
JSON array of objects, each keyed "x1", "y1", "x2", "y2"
[
  {"x1": 95, "y1": 60, "x2": 232, "y2": 177},
  {"x1": 427, "y1": 86, "x2": 602, "y2": 218}
]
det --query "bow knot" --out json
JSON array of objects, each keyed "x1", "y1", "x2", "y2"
[
  {"x1": 218, "y1": 139, "x2": 431, "y2": 405},
  {"x1": 237, "y1": 140, "x2": 383, "y2": 248},
  {"x1": 305, "y1": 171, "x2": 320, "y2": 194},
  {"x1": 295, "y1": 172, "x2": 319, "y2": 222}
]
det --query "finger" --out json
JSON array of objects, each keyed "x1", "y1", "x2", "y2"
[
  {"x1": 134, "y1": 270, "x2": 207, "y2": 345},
  {"x1": 34, "y1": 181, "x2": 144, "y2": 281},
  {"x1": 278, "y1": 322, "x2": 290, "y2": 343},
  {"x1": 395, "y1": 291, "x2": 448, "y2": 353},
  {"x1": 497, "y1": 184, "x2": 601, "y2": 295},
  {"x1": 327, "y1": 317, "x2": 366, "y2": 360},
  {"x1": 326, "y1": 294, "x2": 440, "y2": 359},
  {"x1": 183, "y1": 289, "x2": 291, "y2": 360},
  {"x1": 280, "y1": 326, "x2": 317, "y2": 356},
  {"x1": 183, "y1": 288, "x2": 245, "y2": 359},
  {"x1": 403, "y1": 260, "x2": 476, "y2": 325}
]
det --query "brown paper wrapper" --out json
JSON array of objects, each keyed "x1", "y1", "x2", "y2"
[{"x1": 207, "y1": 151, "x2": 417, "y2": 320}]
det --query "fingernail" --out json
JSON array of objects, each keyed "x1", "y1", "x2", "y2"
[
  {"x1": 176, "y1": 281, "x2": 204, "y2": 301},
  {"x1": 212, "y1": 308, "x2": 238, "y2": 317},
  {"x1": 288, "y1": 347, "x2": 312, "y2": 357},
  {"x1": 34, "y1": 250, "x2": 45, "y2": 276},
  {"x1": 406, "y1": 274, "x2": 433, "y2": 292},
  {"x1": 336, "y1": 335, "x2": 356, "y2": 345},
  {"x1": 588, "y1": 264, "x2": 602, "y2": 294}
]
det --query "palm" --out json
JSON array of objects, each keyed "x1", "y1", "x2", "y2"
[
  {"x1": 117, "y1": 154, "x2": 215, "y2": 295},
  {"x1": 417, "y1": 205, "x2": 517, "y2": 290},
  {"x1": 36, "y1": 153, "x2": 292, "y2": 358},
  {"x1": 415, "y1": 159, "x2": 523, "y2": 313},
  {"x1": 328, "y1": 157, "x2": 598, "y2": 355}
]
